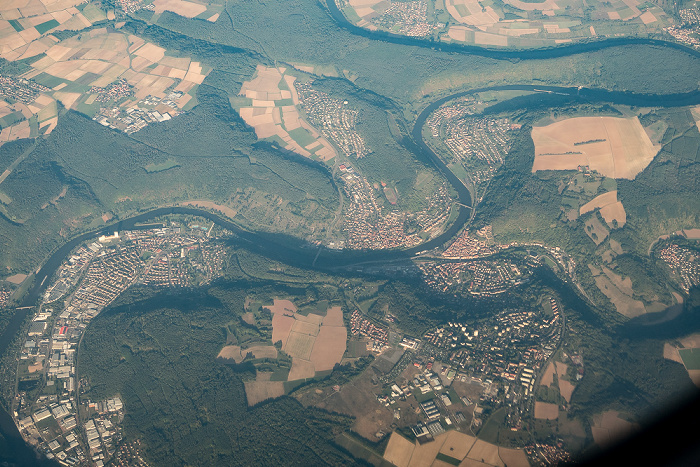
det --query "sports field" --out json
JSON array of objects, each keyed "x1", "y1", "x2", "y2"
[{"x1": 531, "y1": 117, "x2": 658, "y2": 179}]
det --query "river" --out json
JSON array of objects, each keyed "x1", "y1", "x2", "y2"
[{"x1": 2, "y1": 78, "x2": 700, "y2": 462}]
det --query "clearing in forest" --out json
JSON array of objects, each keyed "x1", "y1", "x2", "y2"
[
  {"x1": 531, "y1": 117, "x2": 658, "y2": 179},
  {"x1": 579, "y1": 190, "x2": 626, "y2": 228},
  {"x1": 534, "y1": 401, "x2": 559, "y2": 420}
]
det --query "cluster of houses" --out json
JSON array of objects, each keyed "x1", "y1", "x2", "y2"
[
  {"x1": 350, "y1": 309, "x2": 390, "y2": 352},
  {"x1": 658, "y1": 243, "x2": 700, "y2": 292}
]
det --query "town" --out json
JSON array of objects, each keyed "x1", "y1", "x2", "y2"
[{"x1": 11, "y1": 222, "x2": 228, "y2": 466}]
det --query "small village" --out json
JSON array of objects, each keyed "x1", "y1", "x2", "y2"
[
  {"x1": 658, "y1": 242, "x2": 700, "y2": 292},
  {"x1": 665, "y1": 7, "x2": 700, "y2": 49},
  {"x1": 0, "y1": 75, "x2": 50, "y2": 104},
  {"x1": 296, "y1": 82, "x2": 370, "y2": 159},
  {"x1": 369, "y1": 0, "x2": 439, "y2": 37},
  {"x1": 11, "y1": 223, "x2": 228, "y2": 466}
]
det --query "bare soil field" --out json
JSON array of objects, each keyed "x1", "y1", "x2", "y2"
[
  {"x1": 5, "y1": 273, "x2": 27, "y2": 284},
  {"x1": 534, "y1": 401, "x2": 559, "y2": 420},
  {"x1": 323, "y1": 306, "x2": 344, "y2": 326},
  {"x1": 532, "y1": 117, "x2": 658, "y2": 179},
  {"x1": 540, "y1": 361, "x2": 555, "y2": 387},
  {"x1": 663, "y1": 342, "x2": 683, "y2": 364},
  {"x1": 559, "y1": 380, "x2": 575, "y2": 402},
  {"x1": 310, "y1": 326, "x2": 347, "y2": 372}
]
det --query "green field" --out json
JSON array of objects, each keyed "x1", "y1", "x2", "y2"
[{"x1": 679, "y1": 348, "x2": 700, "y2": 370}]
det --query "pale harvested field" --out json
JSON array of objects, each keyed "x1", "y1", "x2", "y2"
[
  {"x1": 534, "y1": 401, "x2": 559, "y2": 420},
  {"x1": 540, "y1": 361, "x2": 555, "y2": 387},
  {"x1": 498, "y1": 447, "x2": 529, "y2": 467},
  {"x1": 594, "y1": 275, "x2": 646, "y2": 318},
  {"x1": 244, "y1": 378, "x2": 285, "y2": 406},
  {"x1": 383, "y1": 432, "x2": 415, "y2": 467},
  {"x1": 466, "y1": 439, "x2": 503, "y2": 466},
  {"x1": 266, "y1": 298, "x2": 298, "y2": 315},
  {"x1": 505, "y1": 0, "x2": 558, "y2": 10},
  {"x1": 555, "y1": 361, "x2": 568, "y2": 377},
  {"x1": 663, "y1": 343, "x2": 683, "y2": 363},
  {"x1": 241, "y1": 312, "x2": 255, "y2": 325},
  {"x1": 296, "y1": 312, "x2": 324, "y2": 325},
  {"x1": 687, "y1": 370, "x2": 700, "y2": 387},
  {"x1": 408, "y1": 435, "x2": 445, "y2": 467},
  {"x1": 323, "y1": 306, "x2": 344, "y2": 327},
  {"x1": 531, "y1": 117, "x2": 658, "y2": 179},
  {"x1": 474, "y1": 31, "x2": 508, "y2": 46},
  {"x1": 217, "y1": 345, "x2": 243, "y2": 362},
  {"x1": 288, "y1": 357, "x2": 315, "y2": 381},
  {"x1": 271, "y1": 312, "x2": 294, "y2": 347},
  {"x1": 181, "y1": 200, "x2": 237, "y2": 218},
  {"x1": 152, "y1": 0, "x2": 208, "y2": 18},
  {"x1": 310, "y1": 326, "x2": 347, "y2": 372},
  {"x1": 284, "y1": 331, "x2": 315, "y2": 360},
  {"x1": 218, "y1": 345, "x2": 277, "y2": 363},
  {"x1": 439, "y1": 430, "x2": 476, "y2": 460},
  {"x1": 580, "y1": 191, "x2": 617, "y2": 215},
  {"x1": 559, "y1": 380, "x2": 575, "y2": 402},
  {"x1": 291, "y1": 319, "x2": 321, "y2": 336},
  {"x1": 460, "y1": 459, "x2": 492, "y2": 467},
  {"x1": 6, "y1": 273, "x2": 27, "y2": 284},
  {"x1": 683, "y1": 228, "x2": 700, "y2": 239}
]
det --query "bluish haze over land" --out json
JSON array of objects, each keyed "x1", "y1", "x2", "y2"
[{"x1": 0, "y1": 0, "x2": 699, "y2": 465}]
